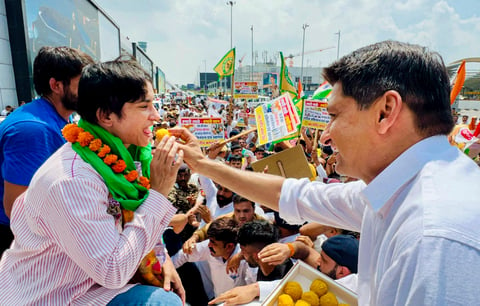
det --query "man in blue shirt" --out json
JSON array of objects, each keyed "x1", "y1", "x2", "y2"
[{"x1": 0, "y1": 46, "x2": 93, "y2": 255}]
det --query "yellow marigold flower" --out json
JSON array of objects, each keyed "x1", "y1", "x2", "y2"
[
  {"x1": 112, "y1": 160, "x2": 126, "y2": 173},
  {"x1": 78, "y1": 131, "x2": 95, "y2": 147},
  {"x1": 125, "y1": 170, "x2": 138, "y2": 182},
  {"x1": 89, "y1": 138, "x2": 102, "y2": 152},
  {"x1": 98, "y1": 145, "x2": 111, "y2": 158},
  {"x1": 104, "y1": 154, "x2": 118, "y2": 165},
  {"x1": 62, "y1": 124, "x2": 83, "y2": 143},
  {"x1": 139, "y1": 176, "x2": 150, "y2": 189}
]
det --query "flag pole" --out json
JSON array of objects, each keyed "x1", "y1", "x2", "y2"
[{"x1": 229, "y1": 72, "x2": 235, "y2": 121}]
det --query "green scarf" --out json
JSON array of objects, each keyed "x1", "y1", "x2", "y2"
[{"x1": 72, "y1": 119, "x2": 152, "y2": 211}]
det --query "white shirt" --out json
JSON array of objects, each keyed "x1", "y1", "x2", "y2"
[
  {"x1": 279, "y1": 136, "x2": 480, "y2": 305},
  {"x1": 0, "y1": 144, "x2": 176, "y2": 305},
  {"x1": 171, "y1": 240, "x2": 252, "y2": 297}
]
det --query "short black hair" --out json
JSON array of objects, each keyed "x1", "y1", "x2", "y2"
[
  {"x1": 33, "y1": 46, "x2": 93, "y2": 96},
  {"x1": 237, "y1": 220, "x2": 279, "y2": 250},
  {"x1": 77, "y1": 57, "x2": 152, "y2": 124},
  {"x1": 232, "y1": 194, "x2": 255, "y2": 208},
  {"x1": 322, "y1": 145, "x2": 333, "y2": 156},
  {"x1": 207, "y1": 217, "x2": 239, "y2": 244},
  {"x1": 229, "y1": 154, "x2": 243, "y2": 163},
  {"x1": 323, "y1": 40, "x2": 453, "y2": 137},
  {"x1": 231, "y1": 144, "x2": 242, "y2": 152}
]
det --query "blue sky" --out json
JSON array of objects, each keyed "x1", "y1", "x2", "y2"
[{"x1": 94, "y1": 0, "x2": 480, "y2": 86}]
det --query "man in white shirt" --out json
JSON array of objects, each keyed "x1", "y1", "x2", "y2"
[
  {"x1": 171, "y1": 217, "x2": 253, "y2": 299},
  {"x1": 210, "y1": 234, "x2": 359, "y2": 305},
  {"x1": 199, "y1": 175, "x2": 234, "y2": 222},
  {"x1": 171, "y1": 40, "x2": 480, "y2": 305}
]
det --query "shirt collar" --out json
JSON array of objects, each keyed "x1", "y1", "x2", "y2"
[{"x1": 362, "y1": 135, "x2": 449, "y2": 212}]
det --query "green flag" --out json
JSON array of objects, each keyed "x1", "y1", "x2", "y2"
[
  {"x1": 213, "y1": 48, "x2": 235, "y2": 79},
  {"x1": 279, "y1": 52, "x2": 297, "y2": 98}
]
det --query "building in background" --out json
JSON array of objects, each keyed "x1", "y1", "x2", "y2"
[{"x1": 0, "y1": 0, "x2": 167, "y2": 110}]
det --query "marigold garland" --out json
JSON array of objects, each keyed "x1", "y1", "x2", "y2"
[{"x1": 62, "y1": 123, "x2": 150, "y2": 189}]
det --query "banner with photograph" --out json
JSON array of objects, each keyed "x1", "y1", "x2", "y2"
[
  {"x1": 301, "y1": 99, "x2": 330, "y2": 130},
  {"x1": 248, "y1": 113, "x2": 257, "y2": 128},
  {"x1": 255, "y1": 94, "x2": 300, "y2": 145},
  {"x1": 207, "y1": 97, "x2": 229, "y2": 116},
  {"x1": 179, "y1": 117, "x2": 224, "y2": 147},
  {"x1": 234, "y1": 81, "x2": 259, "y2": 99},
  {"x1": 236, "y1": 111, "x2": 248, "y2": 127}
]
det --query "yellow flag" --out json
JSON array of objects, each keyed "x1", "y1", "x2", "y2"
[{"x1": 213, "y1": 48, "x2": 235, "y2": 79}]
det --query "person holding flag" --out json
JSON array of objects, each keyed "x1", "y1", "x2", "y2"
[{"x1": 213, "y1": 47, "x2": 236, "y2": 123}]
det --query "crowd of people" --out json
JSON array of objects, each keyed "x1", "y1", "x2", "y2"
[{"x1": 0, "y1": 40, "x2": 479, "y2": 306}]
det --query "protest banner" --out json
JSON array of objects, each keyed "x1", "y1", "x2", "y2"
[
  {"x1": 207, "y1": 97, "x2": 229, "y2": 117},
  {"x1": 236, "y1": 111, "x2": 248, "y2": 127},
  {"x1": 234, "y1": 81, "x2": 259, "y2": 99},
  {"x1": 248, "y1": 113, "x2": 257, "y2": 128},
  {"x1": 254, "y1": 94, "x2": 300, "y2": 145},
  {"x1": 301, "y1": 99, "x2": 330, "y2": 130},
  {"x1": 179, "y1": 117, "x2": 224, "y2": 147}
]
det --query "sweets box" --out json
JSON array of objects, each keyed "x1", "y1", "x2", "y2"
[{"x1": 263, "y1": 260, "x2": 358, "y2": 306}]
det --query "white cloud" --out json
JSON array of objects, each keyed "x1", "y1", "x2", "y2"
[{"x1": 95, "y1": 0, "x2": 480, "y2": 85}]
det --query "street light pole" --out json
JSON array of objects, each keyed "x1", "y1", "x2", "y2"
[
  {"x1": 335, "y1": 30, "x2": 341, "y2": 59},
  {"x1": 227, "y1": 1, "x2": 235, "y2": 49},
  {"x1": 300, "y1": 23, "x2": 309, "y2": 86},
  {"x1": 251, "y1": 25, "x2": 253, "y2": 81}
]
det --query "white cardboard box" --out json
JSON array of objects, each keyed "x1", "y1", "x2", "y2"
[{"x1": 263, "y1": 260, "x2": 358, "y2": 306}]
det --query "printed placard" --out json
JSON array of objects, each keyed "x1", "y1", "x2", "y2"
[
  {"x1": 248, "y1": 113, "x2": 257, "y2": 128},
  {"x1": 179, "y1": 117, "x2": 224, "y2": 147},
  {"x1": 234, "y1": 81, "x2": 259, "y2": 99},
  {"x1": 301, "y1": 99, "x2": 330, "y2": 130},
  {"x1": 236, "y1": 111, "x2": 248, "y2": 128},
  {"x1": 254, "y1": 94, "x2": 300, "y2": 145}
]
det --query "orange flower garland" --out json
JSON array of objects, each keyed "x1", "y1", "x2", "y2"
[{"x1": 62, "y1": 123, "x2": 150, "y2": 189}]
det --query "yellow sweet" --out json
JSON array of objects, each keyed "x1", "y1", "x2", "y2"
[
  {"x1": 295, "y1": 300, "x2": 311, "y2": 306},
  {"x1": 155, "y1": 128, "x2": 170, "y2": 141},
  {"x1": 278, "y1": 293, "x2": 295, "y2": 306},
  {"x1": 283, "y1": 281, "x2": 303, "y2": 301},
  {"x1": 310, "y1": 279, "x2": 328, "y2": 297},
  {"x1": 319, "y1": 291, "x2": 338, "y2": 306},
  {"x1": 301, "y1": 291, "x2": 320, "y2": 306}
]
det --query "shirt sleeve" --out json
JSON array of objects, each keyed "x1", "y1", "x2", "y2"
[
  {"x1": 41, "y1": 175, "x2": 176, "y2": 289},
  {"x1": 2, "y1": 121, "x2": 64, "y2": 186},
  {"x1": 258, "y1": 280, "x2": 280, "y2": 302},
  {"x1": 198, "y1": 175, "x2": 217, "y2": 209},
  {"x1": 279, "y1": 178, "x2": 366, "y2": 232},
  {"x1": 171, "y1": 239, "x2": 210, "y2": 268}
]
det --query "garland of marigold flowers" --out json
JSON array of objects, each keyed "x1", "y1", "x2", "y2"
[{"x1": 62, "y1": 123, "x2": 150, "y2": 189}]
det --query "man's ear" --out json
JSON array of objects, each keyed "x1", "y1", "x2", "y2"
[
  {"x1": 376, "y1": 90, "x2": 402, "y2": 134},
  {"x1": 225, "y1": 242, "x2": 236, "y2": 253},
  {"x1": 337, "y1": 265, "x2": 352, "y2": 278},
  {"x1": 96, "y1": 108, "x2": 112, "y2": 127},
  {"x1": 49, "y1": 77, "x2": 63, "y2": 95}
]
